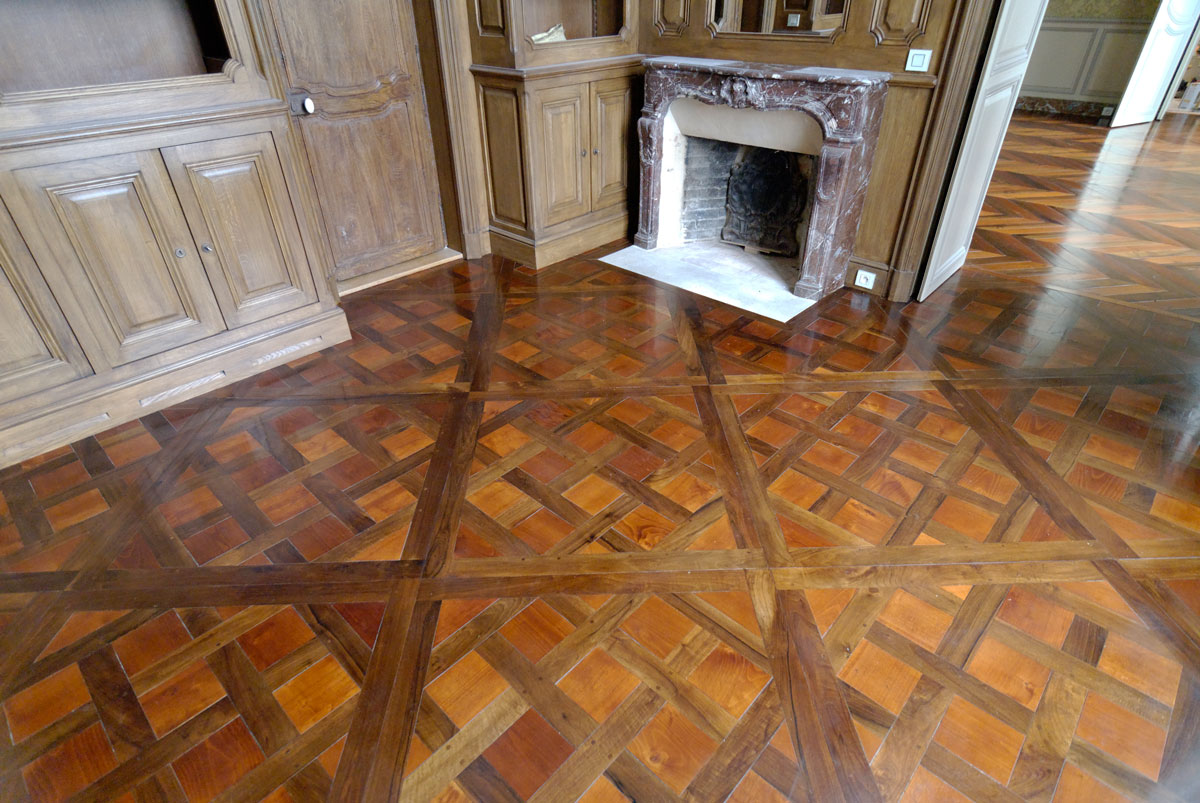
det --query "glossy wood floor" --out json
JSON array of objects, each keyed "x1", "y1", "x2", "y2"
[{"x1": 3, "y1": 113, "x2": 1200, "y2": 802}]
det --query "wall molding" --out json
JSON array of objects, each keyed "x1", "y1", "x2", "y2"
[
  {"x1": 655, "y1": 0, "x2": 690, "y2": 37},
  {"x1": 1021, "y1": 17, "x2": 1151, "y2": 103},
  {"x1": 869, "y1": 0, "x2": 933, "y2": 46}
]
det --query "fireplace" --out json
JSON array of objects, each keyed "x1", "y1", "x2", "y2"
[{"x1": 632, "y1": 58, "x2": 889, "y2": 301}]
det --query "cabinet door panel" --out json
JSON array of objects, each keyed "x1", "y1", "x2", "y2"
[
  {"x1": 536, "y1": 84, "x2": 591, "y2": 227},
  {"x1": 4, "y1": 150, "x2": 225, "y2": 369},
  {"x1": 591, "y1": 78, "x2": 633, "y2": 211},
  {"x1": 164, "y1": 134, "x2": 318, "y2": 328},
  {"x1": 0, "y1": 202, "x2": 92, "y2": 404},
  {"x1": 299, "y1": 105, "x2": 440, "y2": 274},
  {"x1": 265, "y1": 0, "x2": 445, "y2": 282}
]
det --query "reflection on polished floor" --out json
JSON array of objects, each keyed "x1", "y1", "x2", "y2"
[{"x1": 2, "y1": 113, "x2": 1200, "y2": 801}]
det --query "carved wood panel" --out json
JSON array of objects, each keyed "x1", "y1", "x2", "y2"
[
  {"x1": 164, "y1": 134, "x2": 318, "y2": 328},
  {"x1": 480, "y1": 86, "x2": 528, "y2": 228},
  {"x1": 591, "y1": 78, "x2": 632, "y2": 210},
  {"x1": 266, "y1": 0, "x2": 445, "y2": 282},
  {"x1": 4, "y1": 150, "x2": 226, "y2": 370},
  {"x1": 870, "y1": 0, "x2": 933, "y2": 45},
  {"x1": 535, "y1": 84, "x2": 591, "y2": 227},
  {"x1": 0, "y1": 206, "x2": 91, "y2": 404},
  {"x1": 476, "y1": 0, "x2": 506, "y2": 36},
  {"x1": 654, "y1": 0, "x2": 690, "y2": 36}
]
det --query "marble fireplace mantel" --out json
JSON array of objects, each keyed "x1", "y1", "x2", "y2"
[{"x1": 634, "y1": 57, "x2": 889, "y2": 301}]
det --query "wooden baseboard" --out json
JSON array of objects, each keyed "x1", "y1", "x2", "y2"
[
  {"x1": 336, "y1": 247, "x2": 462, "y2": 296},
  {"x1": 0, "y1": 311, "x2": 351, "y2": 468},
  {"x1": 845, "y1": 256, "x2": 891, "y2": 297},
  {"x1": 490, "y1": 216, "x2": 630, "y2": 269}
]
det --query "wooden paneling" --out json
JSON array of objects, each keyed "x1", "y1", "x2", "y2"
[
  {"x1": 265, "y1": 0, "x2": 445, "y2": 283},
  {"x1": 480, "y1": 85, "x2": 528, "y2": 228},
  {"x1": 631, "y1": 0, "x2": 997, "y2": 298},
  {"x1": 590, "y1": 78, "x2": 633, "y2": 210},
  {"x1": 163, "y1": 133, "x2": 318, "y2": 328},
  {"x1": 2, "y1": 150, "x2": 226, "y2": 369},
  {"x1": 869, "y1": 0, "x2": 933, "y2": 45},
  {"x1": 535, "y1": 84, "x2": 591, "y2": 227},
  {"x1": 476, "y1": 0, "x2": 506, "y2": 35},
  {"x1": 654, "y1": 0, "x2": 691, "y2": 36},
  {"x1": 0, "y1": 0, "x2": 211, "y2": 93},
  {"x1": 0, "y1": 201, "x2": 91, "y2": 404}
]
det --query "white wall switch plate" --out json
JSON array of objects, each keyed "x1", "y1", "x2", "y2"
[
  {"x1": 905, "y1": 49, "x2": 932, "y2": 72},
  {"x1": 787, "y1": 13, "x2": 802, "y2": 26},
  {"x1": 854, "y1": 269, "x2": 876, "y2": 290}
]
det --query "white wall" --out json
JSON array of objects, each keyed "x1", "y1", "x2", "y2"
[{"x1": 1022, "y1": 18, "x2": 1151, "y2": 102}]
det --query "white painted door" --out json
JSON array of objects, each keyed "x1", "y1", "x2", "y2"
[
  {"x1": 1113, "y1": 0, "x2": 1200, "y2": 126},
  {"x1": 918, "y1": 0, "x2": 1050, "y2": 301}
]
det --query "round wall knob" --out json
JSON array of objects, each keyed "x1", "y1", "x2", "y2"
[
  {"x1": 174, "y1": 248, "x2": 186, "y2": 258},
  {"x1": 201, "y1": 243, "x2": 214, "y2": 254},
  {"x1": 301, "y1": 97, "x2": 316, "y2": 114}
]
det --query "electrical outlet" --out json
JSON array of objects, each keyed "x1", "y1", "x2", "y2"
[
  {"x1": 787, "y1": 13, "x2": 802, "y2": 26},
  {"x1": 1102, "y1": 106, "x2": 1115, "y2": 116},
  {"x1": 905, "y1": 49, "x2": 932, "y2": 72},
  {"x1": 854, "y1": 269, "x2": 876, "y2": 291}
]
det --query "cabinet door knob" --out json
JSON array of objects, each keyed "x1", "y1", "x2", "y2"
[
  {"x1": 580, "y1": 149, "x2": 587, "y2": 157},
  {"x1": 174, "y1": 248, "x2": 186, "y2": 258},
  {"x1": 593, "y1": 148, "x2": 599, "y2": 155},
  {"x1": 301, "y1": 97, "x2": 316, "y2": 114},
  {"x1": 201, "y1": 243, "x2": 214, "y2": 254}
]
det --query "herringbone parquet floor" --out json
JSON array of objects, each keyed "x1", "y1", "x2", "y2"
[{"x1": 2, "y1": 113, "x2": 1200, "y2": 801}]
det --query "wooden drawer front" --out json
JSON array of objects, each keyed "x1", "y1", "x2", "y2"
[
  {"x1": 0, "y1": 204, "x2": 92, "y2": 404},
  {"x1": 591, "y1": 78, "x2": 632, "y2": 211},
  {"x1": 4, "y1": 150, "x2": 226, "y2": 370},
  {"x1": 164, "y1": 134, "x2": 318, "y2": 328},
  {"x1": 536, "y1": 84, "x2": 591, "y2": 227}
]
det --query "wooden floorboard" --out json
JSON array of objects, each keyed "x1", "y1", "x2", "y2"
[{"x1": 2, "y1": 113, "x2": 1200, "y2": 800}]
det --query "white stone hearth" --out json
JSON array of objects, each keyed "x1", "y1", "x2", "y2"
[{"x1": 600, "y1": 242, "x2": 815, "y2": 323}]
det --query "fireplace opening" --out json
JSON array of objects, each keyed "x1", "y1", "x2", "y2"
[
  {"x1": 679, "y1": 136, "x2": 814, "y2": 258},
  {"x1": 604, "y1": 58, "x2": 887, "y2": 318}
]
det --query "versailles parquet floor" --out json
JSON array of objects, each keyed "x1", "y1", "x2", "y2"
[{"x1": 3, "y1": 113, "x2": 1200, "y2": 802}]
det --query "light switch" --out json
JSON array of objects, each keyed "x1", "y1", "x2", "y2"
[
  {"x1": 905, "y1": 49, "x2": 932, "y2": 72},
  {"x1": 787, "y1": 13, "x2": 802, "y2": 27}
]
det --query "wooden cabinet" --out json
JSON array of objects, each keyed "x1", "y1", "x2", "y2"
[
  {"x1": 476, "y1": 65, "x2": 640, "y2": 268},
  {"x1": 163, "y1": 133, "x2": 318, "y2": 328},
  {"x1": 0, "y1": 1, "x2": 351, "y2": 467},
  {"x1": 3, "y1": 149, "x2": 228, "y2": 370},
  {"x1": 0, "y1": 202, "x2": 92, "y2": 405}
]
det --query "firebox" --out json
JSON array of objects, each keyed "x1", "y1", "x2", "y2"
[{"x1": 628, "y1": 57, "x2": 889, "y2": 302}]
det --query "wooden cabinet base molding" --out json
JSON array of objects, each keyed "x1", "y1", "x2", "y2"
[
  {"x1": 336, "y1": 245, "x2": 462, "y2": 296},
  {"x1": 0, "y1": 309, "x2": 348, "y2": 468},
  {"x1": 489, "y1": 215, "x2": 631, "y2": 269}
]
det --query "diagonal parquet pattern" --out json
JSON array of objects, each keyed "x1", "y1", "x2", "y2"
[{"x1": 2, "y1": 115, "x2": 1200, "y2": 801}]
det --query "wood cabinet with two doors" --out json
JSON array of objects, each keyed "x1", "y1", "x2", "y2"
[
  {"x1": 475, "y1": 62, "x2": 641, "y2": 268},
  {"x1": 0, "y1": 0, "x2": 352, "y2": 466},
  {"x1": 0, "y1": 119, "x2": 347, "y2": 466},
  {"x1": 466, "y1": 0, "x2": 640, "y2": 268}
]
